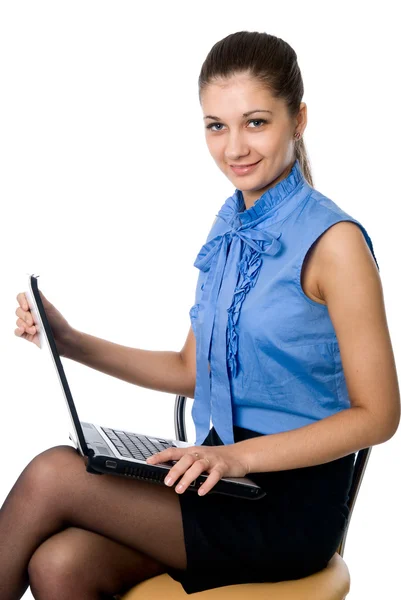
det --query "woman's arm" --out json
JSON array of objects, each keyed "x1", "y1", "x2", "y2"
[
  {"x1": 234, "y1": 221, "x2": 400, "y2": 473},
  {"x1": 62, "y1": 326, "x2": 196, "y2": 399}
]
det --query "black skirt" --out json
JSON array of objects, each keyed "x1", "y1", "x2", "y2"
[{"x1": 165, "y1": 424, "x2": 355, "y2": 595}]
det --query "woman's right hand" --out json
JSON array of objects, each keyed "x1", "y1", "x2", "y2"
[{"x1": 15, "y1": 291, "x2": 75, "y2": 356}]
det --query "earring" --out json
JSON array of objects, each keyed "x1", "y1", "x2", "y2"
[{"x1": 294, "y1": 132, "x2": 301, "y2": 139}]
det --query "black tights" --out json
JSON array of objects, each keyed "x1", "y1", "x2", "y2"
[{"x1": 0, "y1": 445, "x2": 187, "y2": 599}]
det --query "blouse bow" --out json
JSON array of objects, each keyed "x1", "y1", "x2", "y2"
[{"x1": 192, "y1": 220, "x2": 283, "y2": 446}]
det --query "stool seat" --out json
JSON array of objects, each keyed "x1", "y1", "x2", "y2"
[{"x1": 120, "y1": 551, "x2": 350, "y2": 600}]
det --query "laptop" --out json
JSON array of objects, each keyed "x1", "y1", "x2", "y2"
[{"x1": 24, "y1": 273, "x2": 266, "y2": 500}]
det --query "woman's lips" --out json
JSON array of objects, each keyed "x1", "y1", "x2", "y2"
[{"x1": 230, "y1": 160, "x2": 262, "y2": 175}]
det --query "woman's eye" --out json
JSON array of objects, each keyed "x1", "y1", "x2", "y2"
[
  {"x1": 248, "y1": 119, "x2": 267, "y2": 128},
  {"x1": 205, "y1": 119, "x2": 267, "y2": 131},
  {"x1": 206, "y1": 122, "x2": 224, "y2": 131}
]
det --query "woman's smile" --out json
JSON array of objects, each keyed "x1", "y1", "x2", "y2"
[{"x1": 229, "y1": 159, "x2": 262, "y2": 176}]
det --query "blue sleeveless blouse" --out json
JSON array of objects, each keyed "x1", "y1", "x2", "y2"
[{"x1": 190, "y1": 159, "x2": 379, "y2": 446}]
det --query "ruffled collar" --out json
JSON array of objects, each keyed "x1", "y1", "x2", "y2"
[{"x1": 217, "y1": 158, "x2": 305, "y2": 230}]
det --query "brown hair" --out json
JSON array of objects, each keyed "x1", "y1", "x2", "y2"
[{"x1": 198, "y1": 31, "x2": 314, "y2": 187}]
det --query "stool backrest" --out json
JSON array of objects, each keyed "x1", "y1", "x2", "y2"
[
  {"x1": 173, "y1": 395, "x2": 372, "y2": 558},
  {"x1": 337, "y1": 446, "x2": 372, "y2": 556}
]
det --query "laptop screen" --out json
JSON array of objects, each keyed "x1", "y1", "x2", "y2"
[{"x1": 25, "y1": 274, "x2": 89, "y2": 456}]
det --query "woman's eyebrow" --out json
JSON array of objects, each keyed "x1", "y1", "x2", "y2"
[{"x1": 203, "y1": 109, "x2": 273, "y2": 120}]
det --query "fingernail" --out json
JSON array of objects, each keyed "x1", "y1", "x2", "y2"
[
  {"x1": 176, "y1": 484, "x2": 183, "y2": 492},
  {"x1": 165, "y1": 477, "x2": 172, "y2": 486}
]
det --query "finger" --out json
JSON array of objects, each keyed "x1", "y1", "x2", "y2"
[
  {"x1": 16, "y1": 316, "x2": 34, "y2": 331},
  {"x1": 174, "y1": 457, "x2": 213, "y2": 494},
  {"x1": 16, "y1": 317, "x2": 36, "y2": 334},
  {"x1": 17, "y1": 293, "x2": 29, "y2": 311},
  {"x1": 16, "y1": 306, "x2": 33, "y2": 326},
  {"x1": 162, "y1": 452, "x2": 200, "y2": 489},
  {"x1": 146, "y1": 445, "x2": 200, "y2": 466},
  {"x1": 196, "y1": 466, "x2": 224, "y2": 496},
  {"x1": 146, "y1": 449, "x2": 173, "y2": 464}
]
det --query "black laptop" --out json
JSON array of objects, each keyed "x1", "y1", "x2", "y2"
[{"x1": 24, "y1": 274, "x2": 266, "y2": 500}]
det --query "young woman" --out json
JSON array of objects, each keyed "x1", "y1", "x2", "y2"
[{"x1": 6, "y1": 30, "x2": 400, "y2": 598}]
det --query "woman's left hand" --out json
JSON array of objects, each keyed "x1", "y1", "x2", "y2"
[{"x1": 146, "y1": 444, "x2": 250, "y2": 496}]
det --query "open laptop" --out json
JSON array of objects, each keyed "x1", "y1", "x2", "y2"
[{"x1": 24, "y1": 273, "x2": 266, "y2": 500}]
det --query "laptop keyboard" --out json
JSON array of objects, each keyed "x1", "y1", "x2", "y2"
[{"x1": 101, "y1": 427, "x2": 175, "y2": 461}]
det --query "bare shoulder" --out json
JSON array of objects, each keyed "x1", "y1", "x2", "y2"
[
  {"x1": 314, "y1": 220, "x2": 378, "y2": 298},
  {"x1": 301, "y1": 220, "x2": 376, "y2": 306}
]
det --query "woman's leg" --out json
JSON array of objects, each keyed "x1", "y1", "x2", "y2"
[
  {"x1": 28, "y1": 526, "x2": 167, "y2": 600},
  {"x1": 0, "y1": 444, "x2": 188, "y2": 600}
]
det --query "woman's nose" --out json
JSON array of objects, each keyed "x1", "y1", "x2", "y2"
[{"x1": 224, "y1": 133, "x2": 250, "y2": 161}]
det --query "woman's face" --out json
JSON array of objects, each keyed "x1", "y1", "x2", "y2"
[{"x1": 201, "y1": 72, "x2": 307, "y2": 209}]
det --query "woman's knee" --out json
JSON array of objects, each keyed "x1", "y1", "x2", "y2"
[
  {"x1": 22, "y1": 445, "x2": 83, "y2": 495},
  {"x1": 28, "y1": 527, "x2": 89, "y2": 594}
]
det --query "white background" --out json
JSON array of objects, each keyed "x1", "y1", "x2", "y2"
[{"x1": 1, "y1": 1, "x2": 399, "y2": 598}]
